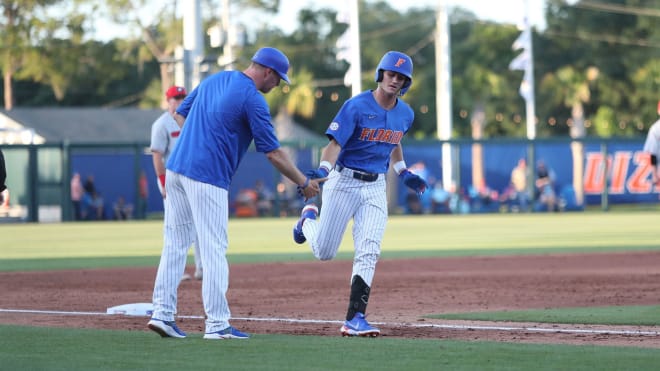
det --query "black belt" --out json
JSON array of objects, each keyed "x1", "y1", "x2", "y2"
[{"x1": 335, "y1": 164, "x2": 379, "y2": 182}]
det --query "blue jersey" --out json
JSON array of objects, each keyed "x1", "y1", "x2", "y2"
[
  {"x1": 168, "y1": 71, "x2": 280, "y2": 189},
  {"x1": 326, "y1": 90, "x2": 414, "y2": 174}
]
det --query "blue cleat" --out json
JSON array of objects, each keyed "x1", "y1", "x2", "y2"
[
  {"x1": 147, "y1": 318, "x2": 186, "y2": 338},
  {"x1": 340, "y1": 312, "x2": 380, "y2": 337},
  {"x1": 292, "y1": 204, "x2": 318, "y2": 244},
  {"x1": 203, "y1": 326, "x2": 250, "y2": 339}
]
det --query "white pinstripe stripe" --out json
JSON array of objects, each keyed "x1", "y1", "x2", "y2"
[{"x1": 152, "y1": 170, "x2": 231, "y2": 333}]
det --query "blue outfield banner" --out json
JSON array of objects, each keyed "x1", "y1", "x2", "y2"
[{"x1": 399, "y1": 140, "x2": 658, "y2": 212}]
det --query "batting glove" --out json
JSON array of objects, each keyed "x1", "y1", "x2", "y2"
[
  {"x1": 305, "y1": 166, "x2": 329, "y2": 180},
  {"x1": 399, "y1": 169, "x2": 428, "y2": 195}
]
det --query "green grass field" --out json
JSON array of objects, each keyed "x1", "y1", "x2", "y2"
[
  {"x1": 2, "y1": 212, "x2": 658, "y2": 264},
  {"x1": 2, "y1": 212, "x2": 660, "y2": 369}
]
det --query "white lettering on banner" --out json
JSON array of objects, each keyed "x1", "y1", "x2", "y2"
[{"x1": 584, "y1": 151, "x2": 658, "y2": 195}]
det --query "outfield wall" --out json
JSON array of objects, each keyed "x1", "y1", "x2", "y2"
[{"x1": 0, "y1": 137, "x2": 655, "y2": 222}]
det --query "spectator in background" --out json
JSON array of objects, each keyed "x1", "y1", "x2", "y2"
[
  {"x1": 254, "y1": 179, "x2": 274, "y2": 217},
  {"x1": 137, "y1": 170, "x2": 148, "y2": 219},
  {"x1": 92, "y1": 192, "x2": 105, "y2": 220},
  {"x1": 510, "y1": 158, "x2": 529, "y2": 212},
  {"x1": 448, "y1": 181, "x2": 470, "y2": 214},
  {"x1": 430, "y1": 181, "x2": 452, "y2": 214},
  {"x1": 83, "y1": 174, "x2": 96, "y2": 196},
  {"x1": 81, "y1": 175, "x2": 104, "y2": 220},
  {"x1": 469, "y1": 179, "x2": 500, "y2": 213},
  {"x1": 275, "y1": 182, "x2": 303, "y2": 217},
  {"x1": 113, "y1": 195, "x2": 134, "y2": 220},
  {"x1": 534, "y1": 160, "x2": 557, "y2": 212},
  {"x1": 234, "y1": 188, "x2": 258, "y2": 217},
  {"x1": 499, "y1": 182, "x2": 517, "y2": 212},
  {"x1": 81, "y1": 190, "x2": 104, "y2": 220},
  {"x1": 70, "y1": 172, "x2": 83, "y2": 220},
  {"x1": 406, "y1": 188, "x2": 423, "y2": 214}
]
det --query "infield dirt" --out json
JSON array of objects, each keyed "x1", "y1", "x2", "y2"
[{"x1": 2, "y1": 251, "x2": 660, "y2": 348}]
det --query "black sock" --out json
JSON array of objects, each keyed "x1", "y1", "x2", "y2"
[{"x1": 346, "y1": 275, "x2": 370, "y2": 321}]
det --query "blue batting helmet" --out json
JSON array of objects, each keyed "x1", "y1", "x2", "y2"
[
  {"x1": 251, "y1": 47, "x2": 290, "y2": 84},
  {"x1": 374, "y1": 51, "x2": 413, "y2": 96}
]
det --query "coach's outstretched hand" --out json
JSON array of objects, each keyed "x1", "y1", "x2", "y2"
[
  {"x1": 399, "y1": 169, "x2": 428, "y2": 195},
  {"x1": 297, "y1": 177, "x2": 326, "y2": 200}
]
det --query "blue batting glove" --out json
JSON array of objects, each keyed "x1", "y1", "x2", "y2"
[
  {"x1": 305, "y1": 166, "x2": 329, "y2": 180},
  {"x1": 399, "y1": 169, "x2": 428, "y2": 195}
]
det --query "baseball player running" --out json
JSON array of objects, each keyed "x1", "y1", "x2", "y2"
[
  {"x1": 148, "y1": 47, "x2": 323, "y2": 340},
  {"x1": 292, "y1": 51, "x2": 427, "y2": 337},
  {"x1": 150, "y1": 85, "x2": 203, "y2": 280},
  {"x1": 643, "y1": 100, "x2": 660, "y2": 187}
]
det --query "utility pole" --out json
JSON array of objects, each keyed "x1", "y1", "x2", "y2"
[
  {"x1": 436, "y1": 1, "x2": 453, "y2": 190},
  {"x1": 180, "y1": 0, "x2": 203, "y2": 91},
  {"x1": 221, "y1": 0, "x2": 234, "y2": 70},
  {"x1": 522, "y1": 0, "x2": 536, "y2": 140},
  {"x1": 347, "y1": 0, "x2": 361, "y2": 96}
]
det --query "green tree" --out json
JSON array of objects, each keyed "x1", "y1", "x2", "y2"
[
  {"x1": 451, "y1": 20, "x2": 526, "y2": 138},
  {"x1": 0, "y1": 0, "x2": 72, "y2": 109},
  {"x1": 248, "y1": 6, "x2": 348, "y2": 133},
  {"x1": 540, "y1": 65, "x2": 599, "y2": 205},
  {"x1": 630, "y1": 59, "x2": 660, "y2": 129},
  {"x1": 104, "y1": 0, "x2": 182, "y2": 107},
  {"x1": 17, "y1": 10, "x2": 88, "y2": 102},
  {"x1": 542, "y1": 0, "x2": 660, "y2": 137}
]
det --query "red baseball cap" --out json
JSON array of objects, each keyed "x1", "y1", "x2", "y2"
[{"x1": 165, "y1": 86, "x2": 187, "y2": 99}]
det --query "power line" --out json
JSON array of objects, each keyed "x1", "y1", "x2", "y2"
[
  {"x1": 574, "y1": 1, "x2": 660, "y2": 18},
  {"x1": 544, "y1": 29, "x2": 660, "y2": 49}
]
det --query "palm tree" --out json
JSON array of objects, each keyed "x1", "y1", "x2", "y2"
[
  {"x1": 541, "y1": 66, "x2": 599, "y2": 206},
  {"x1": 456, "y1": 64, "x2": 507, "y2": 190},
  {"x1": 265, "y1": 67, "x2": 317, "y2": 124}
]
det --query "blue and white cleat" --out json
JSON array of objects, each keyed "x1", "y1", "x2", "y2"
[
  {"x1": 292, "y1": 204, "x2": 318, "y2": 244},
  {"x1": 340, "y1": 312, "x2": 380, "y2": 337},
  {"x1": 203, "y1": 326, "x2": 250, "y2": 339},
  {"x1": 147, "y1": 318, "x2": 187, "y2": 338}
]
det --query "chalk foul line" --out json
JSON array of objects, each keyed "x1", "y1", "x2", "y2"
[{"x1": 1, "y1": 308, "x2": 659, "y2": 337}]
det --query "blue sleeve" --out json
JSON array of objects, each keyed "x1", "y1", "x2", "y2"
[
  {"x1": 247, "y1": 93, "x2": 280, "y2": 153},
  {"x1": 175, "y1": 86, "x2": 198, "y2": 118},
  {"x1": 325, "y1": 100, "x2": 357, "y2": 147}
]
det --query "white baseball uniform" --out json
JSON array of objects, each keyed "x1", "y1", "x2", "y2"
[
  {"x1": 301, "y1": 90, "x2": 414, "y2": 287},
  {"x1": 151, "y1": 69, "x2": 282, "y2": 333}
]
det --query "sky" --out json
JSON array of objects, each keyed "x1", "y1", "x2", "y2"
[
  {"x1": 90, "y1": 0, "x2": 550, "y2": 42},
  {"x1": 267, "y1": 0, "x2": 549, "y2": 33}
]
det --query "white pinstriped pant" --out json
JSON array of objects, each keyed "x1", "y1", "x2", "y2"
[
  {"x1": 151, "y1": 170, "x2": 231, "y2": 333},
  {"x1": 302, "y1": 169, "x2": 387, "y2": 286},
  {"x1": 155, "y1": 185, "x2": 203, "y2": 275}
]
